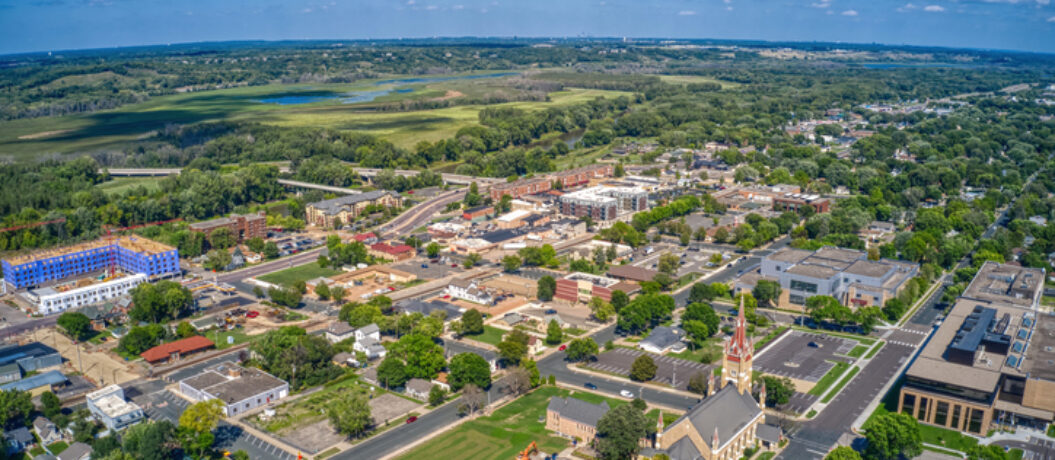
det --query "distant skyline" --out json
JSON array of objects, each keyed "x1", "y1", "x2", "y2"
[{"x1": 1, "y1": 0, "x2": 1053, "y2": 56}]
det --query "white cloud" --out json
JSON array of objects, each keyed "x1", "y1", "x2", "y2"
[
  {"x1": 811, "y1": 1, "x2": 831, "y2": 8},
  {"x1": 924, "y1": 4, "x2": 945, "y2": 11},
  {"x1": 678, "y1": 9, "x2": 697, "y2": 15},
  {"x1": 726, "y1": 5, "x2": 733, "y2": 10},
  {"x1": 1048, "y1": 15, "x2": 1055, "y2": 21},
  {"x1": 841, "y1": 8, "x2": 858, "y2": 15},
  {"x1": 1038, "y1": 0, "x2": 1050, "y2": 5},
  {"x1": 452, "y1": 4, "x2": 464, "y2": 9},
  {"x1": 897, "y1": 3, "x2": 918, "y2": 11},
  {"x1": 723, "y1": 0, "x2": 731, "y2": 4},
  {"x1": 302, "y1": 7, "x2": 313, "y2": 13},
  {"x1": 406, "y1": 0, "x2": 415, "y2": 4}
]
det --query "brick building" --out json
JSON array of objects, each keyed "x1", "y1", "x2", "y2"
[
  {"x1": 489, "y1": 177, "x2": 551, "y2": 201},
  {"x1": 188, "y1": 211, "x2": 267, "y2": 242},
  {"x1": 368, "y1": 242, "x2": 415, "y2": 261},
  {"x1": 772, "y1": 193, "x2": 830, "y2": 214},
  {"x1": 546, "y1": 397, "x2": 610, "y2": 444},
  {"x1": 555, "y1": 272, "x2": 637, "y2": 303}
]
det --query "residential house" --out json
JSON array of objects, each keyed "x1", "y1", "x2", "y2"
[
  {"x1": 4, "y1": 428, "x2": 33, "y2": 455},
  {"x1": 447, "y1": 279, "x2": 494, "y2": 305},
  {"x1": 332, "y1": 352, "x2": 358, "y2": 368},
  {"x1": 444, "y1": 342, "x2": 500, "y2": 372},
  {"x1": 325, "y1": 322, "x2": 356, "y2": 344},
  {"x1": 56, "y1": 442, "x2": 92, "y2": 460},
  {"x1": 32, "y1": 418, "x2": 61, "y2": 445},
  {"x1": 639, "y1": 326, "x2": 687, "y2": 354},
  {"x1": 405, "y1": 378, "x2": 433, "y2": 400},
  {"x1": 361, "y1": 367, "x2": 379, "y2": 386},
  {"x1": 355, "y1": 324, "x2": 381, "y2": 342},
  {"x1": 225, "y1": 247, "x2": 246, "y2": 271},
  {"x1": 394, "y1": 299, "x2": 463, "y2": 321}
]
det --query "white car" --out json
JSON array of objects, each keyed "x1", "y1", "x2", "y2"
[{"x1": 620, "y1": 390, "x2": 634, "y2": 398}]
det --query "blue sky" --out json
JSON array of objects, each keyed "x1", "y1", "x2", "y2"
[{"x1": 1, "y1": 0, "x2": 1053, "y2": 55}]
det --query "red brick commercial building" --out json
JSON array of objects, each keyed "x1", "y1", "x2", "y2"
[
  {"x1": 188, "y1": 211, "x2": 267, "y2": 242},
  {"x1": 368, "y1": 242, "x2": 415, "y2": 261},
  {"x1": 551, "y1": 164, "x2": 614, "y2": 189},
  {"x1": 462, "y1": 205, "x2": 494, "y2": 221},
  {"x1": 489, "y1": 178, "x2": 551, "y2": 201},
  {"x1": 772, "y1": 194, "x2": 830, "y2": 214},
  {"x1": 555, "y1": 272, "x2": 638, "y2": 303},
  {"x1": 141, "y1": 336, "x2": 215, "y2": 365}
]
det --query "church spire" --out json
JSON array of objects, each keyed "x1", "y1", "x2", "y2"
[
  {"x1": 726, "y1": 294, "x2": 752, "y2": 362},
  {"x1": 722, "y1": 294, "x2": 754, "y2": 394}
]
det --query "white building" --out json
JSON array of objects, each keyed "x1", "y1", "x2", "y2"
[
  {"x1": 325, "y1": 321, "x2": 356, "y2": 344},
  {"x1": 352, "y1": 324, "x2": 386, "y2": 359},
  {"x1": 447, "y1": 279, "x2": 494, "y2": 305},
  {"x1": 86, "y1": 385, "x2": 144, "y2": 431},
  {"x1": 28, "y1": 273, "x2": 148, "y2": 315},
  {"x1": 178, "y1": 362, "x2": 289, "y2": 417}
]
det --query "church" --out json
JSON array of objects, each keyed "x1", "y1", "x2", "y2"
[{"x1": 643, "y1": 297, "x2": 781, "y2": 460}]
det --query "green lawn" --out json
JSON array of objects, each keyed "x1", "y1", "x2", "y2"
[
  {"x1": 846, "y1": 345, "x2": 868, "y2": 358},
  {"x1": 754, "y1": 326, "x2": 789, "y2": 351},
  {"x1": 257, "y1": 263, "x2": 341, "y2": 287},
  {"x1": 469, "y1": 325, "x2": 508, "y2": 346},
  {"x1": 822, "y1": 366, "x2": 860, "y2": 403},
  {"x1": 792, "y1": 326, "x2": 876, "y2": 346},
  {"x1": 808, "y1": 361, "x2": 851, "y2": 397},
  {"x1": 47, "y1": 442, "x2": 68, "y2": 455},
  {"x1": 865, "y1": 342, "x2": 885, "y2": 359},
  {"x1": 209, "y1": 328, "x2": 261, "y2": 350},
  {"x1": 256, "y1": 373, "x2": 368, "y2": 434},
  {"x1": 397, "y1": 386, "x2": 677, "y2": 460}
]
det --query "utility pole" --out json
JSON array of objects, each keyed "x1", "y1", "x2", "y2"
[{"x1": 75, "y1": 341, "x2": 83, "y2": 374}]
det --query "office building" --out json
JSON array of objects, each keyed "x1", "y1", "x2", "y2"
[
  {"x1": 85, "y1": 385, "x2": 144, "y2": 431},
  {"x1": 188, "y1": 211, "x2": 267, "y2": 242},
  {"x1": 772, "y1": 193, "x2": 830, "y2": 214},
  {"x1": 555, "y1": 272, "x2": 637, "y2": 303},
  {"x1": 178, "y1": 362, "x2": 289, "y2": 417}
]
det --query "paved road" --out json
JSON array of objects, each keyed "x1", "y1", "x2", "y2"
[
  {"x1": 378, "y1": 189, "x2": 466, "y2": 238},
  {"x1": 995, "y1": 438, "x2": 1055, "y2": 459}
]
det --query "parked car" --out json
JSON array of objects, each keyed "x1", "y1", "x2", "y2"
[
  {"x1": 246, "y1": 311, "x2": 259, "y2": 319},
  {"x1": 558, "y1": 344, "x2": 567, "y2": 351},
  {"x1": 406, "y1": 416, "x2": 418, "y2": 423},
  {"x1": 443, "y1": 295, "x2": 451, "y2": 299},
  {"x1": 620, "y1": 390, "x2": 634, "y2": 398},
  {"x1": 584, "y1": 382, "x2": 598, "y2": 390},
  {"x1": 451, "y1": 263, "x2": 458, "y2": 268},
  {"x1": 807, "y1": 341, "x2": 820, "y2": 348},
  {"x1": 544, "y1": 309, "x2": 558, "y2": 315},
  {"x1": 421, "y1": 264, "x2": 428, "y2": 268}
]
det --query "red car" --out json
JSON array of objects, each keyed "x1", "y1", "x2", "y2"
[
  {"x1": 451, "y1": 263, "x2": 458, "y2": 268},
  {"x1": 388, "y1": 286, "x2": 396, "y2": 291},
  {"x1": 558, "y1": 344, "x2": 567, "y2": 351},
  {"x1": 406, "y1": 416, "x2": 418, "y2": 423},
  {"x1": 246, "y1": 311, "x2": 259, "y2": 319},
  {"x1": 442, "y1": 295, "x2": 451, "y2": 299},
  {"x1": 407, "y1": 190, "x2": 415, "y2": 194}
]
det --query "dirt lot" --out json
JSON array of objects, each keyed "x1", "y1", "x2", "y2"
[
  {"x1": 445, "y1": 295, "x2": 527, "y2": 318},
  {"x1": 519, "y1": 302, "x2": 594, "y2": 330},
  {"x1": 481, "y1": 275, "x2": 537, "y2": 297},
  {"x1": 30, "y1": 328, "x2": 140, "y2": 386},
  {"x1": 370, "y1": 393, "x2": 420, "y2": 424}
]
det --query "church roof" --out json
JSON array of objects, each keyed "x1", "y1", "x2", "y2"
[{"x1": 661, "y1": 385, "x2": 763, "y2": 455}]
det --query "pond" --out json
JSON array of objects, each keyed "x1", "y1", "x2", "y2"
[{"x1": 257, "y1": 72, "x2": 517, "y2": 106}]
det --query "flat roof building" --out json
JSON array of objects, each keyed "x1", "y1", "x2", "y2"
[
  {"x1": 2, "y1": 236, "x2": 179, "y2": 290},
  {"x1": 558, "y1": 185, "x2": 647, "y2": 222},
  {"x1": 555, "y1": 272, "x2": 637, "y2": 304},
  {"x1": 86, "y1": 385, "x2": 143, "y2": 431},
  {"x1": 772, "y1": 193, "x2": 830, "y2": 214},
  {"x1": 962, "y1": 261, "x2": 1044, "y2": 309},
  {"x1": 178, "y1": 362, "x2": 289, "y2": 417}
]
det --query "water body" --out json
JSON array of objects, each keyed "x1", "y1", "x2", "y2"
[{"x1": 257, "y1": 72, "x2": 516, "y2": 106}]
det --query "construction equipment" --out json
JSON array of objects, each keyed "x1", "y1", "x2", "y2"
[
  {"x1": 517, "y1": 441, "x2": 539, "y2": 460},
  {"x1": 103, "y1": 217, "x2": 183, "y2": 276},
  {"x1": 0, "y1": 217, "x2": 66, "y2": 234}
]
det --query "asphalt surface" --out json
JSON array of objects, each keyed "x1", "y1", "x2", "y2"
[{"x1": 377, "y1": 189, "x2": 466, "y2": 238}]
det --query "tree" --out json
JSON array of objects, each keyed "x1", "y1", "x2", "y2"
[
  {"x1": 460, "y1": 384, "x2": 486, "y2": 416},
  {"x1": 207, "y1": 227, "x2": 236, "y2": 250},
  {"x1": 755, "y1": 375, "x2": 794, "y2": 406},
  {"x1": 590, "y1": 296, "x2": 616, "y2": 322},
  {"x1": 329, "y1": 392, "x2": 372, "y2": 438},
  {"x1": 330, "y1": 285, "x2": 347, "y2": 304},
  {"x1": 522, "y1": 359, "x2": 541, "y2": 388},
  {"x1": 118, "y1": 324, "x2": 166, "y2": 355},
  {"x1": 391, "y1": 334, "x2": 446, "y2": 379},
  {"x1": 340, "y1": 302, "x2": 384, "y2": 328},
  {"x1": 460, "y1": 309, "x2": 484, "y2": 335},
  {"x1": 57, "y1": 312, "x2": 92, "y2": 341},
  {"x1": 0, "y1": 390, "x2": 31, "y2": 430},
  {"x1": 253, "y1": 285, "x2": 265, "y2": 298},
  {"x1": 752, "y1": 280, "x2": 782, "y2": 308},
  {"x1": 595, "y1": 403, "x2": 654, "y2": 460},
  {"x1": 537, "y1": 275, "x2": 556, "y2": 301},
  {"x1": 507, "y1": 366, "x2": 533, "y2": 395},
  {"x1": 464, "y1": 253, "x2": 482, "y2": 269},
  {"x1": 129, "y1": 280, "x2": 194, "y2": 323},
  {"x1": 428, "y1": 385, "x2": 446, "y2": 406},
  {"x1": 268, "y1": 286, "x2": 303, "y2": 308},
  {"x1": 610, "y1": 290, "x2": 629, "y2": 310},
  {"x1": 687, "y1": 372, "x2": 709, "y2": 395},
  {"x1": 449, "y1": 352, "x2": 492, "y2": 391},
  {"x1": 179, "y1": 399, "x2": 224, "y2": 459},
  {"x1": 426, "y1": 242, "x2": 442, "y2": 258},
  {"x1": 175, "y1": 321, "x2": 197, "y2": 339},
  {"x1": 40, "y1": 391, "x2": 62, "y2": 418},
  {"x1": 263, "y1": 241, "x2": 280, "y2": 259},
  {"x1": 565, "y1": 338, "x2": 599, "y2": 362},
  {"x1": 688, "y1": 282, "x2": 713, "y2": 304},
  {"x1": 203, "y1": 249, "x2": 232, "y2": 271},
  {"x1": 545, "y1": 319, "x2": 563, "y2": 345},
  {"x1": 681, "y1": 302, "x2": 720, "y2": 345},
  {"x1": 497, "y1": 330, "x2": 529, "y2": 366},
  {"x1": 246, "y1": 237, "x2": 266, "y2": 253},
  {"x1": 251, "y1": 326, "x2": 342, "y2": 390},
  {"x1": 315, "y1": 282, "x2": 331, "y2": 300},
  {"x1": 630, "y1": 354, "x2": 657, "y2": 381},
  {"x1": 862, "y1": 412, "x2": 922, "y2": 460},
  {"x1": 825, "y1": 446, "x2": 862, "y2": 460},
  {"x1": 122, "y1": 420, "x2": 178, "y2": 460},
  {"x1": 376, "y1": 356, "x2": 408, "y2": 388},
  {"x1": 658, "y1": 253, "x2": 680, "y2": 276},
  {"x1": 502, "y1": 255, "x2": 522, "y2": 272}
]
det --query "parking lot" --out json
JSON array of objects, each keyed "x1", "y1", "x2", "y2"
[
  {"x1": 392, "y1": 258, "x2": 464, "y2": 280},
  {"x1": 587, "y1": 348, "x2": 713, "y2": 391},
  {"x1": 753, "y1": 330, "x2": 855, "y2": 383}
]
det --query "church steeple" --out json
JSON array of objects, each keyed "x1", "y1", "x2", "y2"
[{"x1": 721, "y1": 294, "x2": 754, "y2": 394}]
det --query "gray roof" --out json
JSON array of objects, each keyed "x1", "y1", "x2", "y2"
[
  {"x1": 756, "y1": 424, "x2": 783, "y2": 444},
  {"x1": 362, "y1": 367, "x2": 378, "y2": 383},
  {"x1": 57, "y1": 442, "x2": 92, "y2": 460},
  {"x1": 663, "y1": 385, "x2": 762, "y2": 451},
  {"x1": 844, "y1": 260, "x2": 893, "y2": 278},
  {"x1": 327, "y1": 322, "x2": 355, "y2": 336},
  {"x1": 641, "y1": 326, "x2": 685, "y2": 351},
  {"x1": 405, "y1": 378, "x2": 433, "y2": 394},
  {"x1": 547, "y1": 397, "x2": 610, "y2": 428},
  {"x1": 0, "y1": 363, "x2": 20, "y2": 377},
  {"x1": 395, "y1": 299, "x2": 463, "y2": 320},
  {"x1": 666, "y1": 436, "x2": 703, "y2": 460},
  {"x1": 32, "y1": 417, "x2": 56, "y2": 433},
  {"x1": 358, "y1": 323, "x2": 380, "y2": 335},
  {"x1": 766, "y1": 248, "x2": 812, "y2": 264},
  {"x1": 180, "y1": 362, "x2": 287, "y2": 404},
  {"x1": 0, "y1": 370, "x2": 66, "y2": 392},
  {"x1": 444, "y1": 341, "x2": 498, "y2": 363},
  {"x1": 5, "y1": 427, "x2": 32, "y2": 444},
  {"x1": 333, "y1": 352, "x2": 355, "y2": 364},
  {"x1": 309, "y1": 191, "x2": 396, "y2": 215}
]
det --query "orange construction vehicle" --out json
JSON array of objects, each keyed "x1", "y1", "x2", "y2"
[{"x1": 517, "y1": 441, "x2": 538, "y2": 460}]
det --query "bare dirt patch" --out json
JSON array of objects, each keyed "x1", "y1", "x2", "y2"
[
  {"x1": 434, "y1": 90, "x2": 464, "y2": 101},
  {"x1": 370, "y1": 393, "x2": 420, "y2": 424},
  {"x1": 17, "y1": 130, "x2": 71, "y2": 140}
]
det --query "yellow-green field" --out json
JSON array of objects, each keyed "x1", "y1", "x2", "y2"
[
  {"x1": 0, "y1": 71, "x2": 630, "y2": 157},
  {"x1": 653, "y1": 74, "x2": 740, "y2": 88}
]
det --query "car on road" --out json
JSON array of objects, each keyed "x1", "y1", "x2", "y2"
[
  {"x1": 558, "y1": 344, "x2": 567, "y2": 351},
  {"x1": 246, "y1": 311, "x2": 259, "y2": 319},
  {"x1": 545, "y1": 309, "x2": 558, "y2": 314},
  {"x1": 584, "y1": 382, "x2": 598, "y2": 390},
  {"x1": 807, "y1": 341, "x2": 820, "y2": 348},
  {"x1": 406, "y1": 416, "x2": 418, "y2": 423},
  {"x1": 421, "y1": 263, "x2": 428, "y2": 268},
  {"x1": 451, "y1": 263, "x2": 458, "y2": 268},
  {"x1": 620, "y1": 390, "x2": 634, "y2": 398}
]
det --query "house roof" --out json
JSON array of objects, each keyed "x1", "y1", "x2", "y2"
[
  {"x1": 140, "y1": 336, "x2": 214, "y2": 362},
  {"x1": 328, "y1": 322, "x2": 355, "y2": 336},
  {"x1": 370, "y1": 242, "x2": 414, "y2": 255},
  {"x1": 308, "y1": 191, "x2": 397, "y2": 215},
  {"x1": 547, "y1": 396, "x2": 610, "y2": 428},
  {"x1": 5, "y1": 427, "x2": 32, "y2": 444},
  {"x1": 333, "y1": 352, "x2": 355, "y2": 364},
  {"x1": 57, "y1": 442, "x2": 92, "y2": 460},
  {"x1": 353, "y1": 232, "x2": 377, "y2": 242},
  {"x1": 666, "y1": 437, "x2": 703, "y2": 460},
  {"x1": 32, "y1": 417, "x2": 55, "y2": 433},
  {"x1": 395, "y1": 299, "x2": 463, "y2": 320},
  {"x1": 358, "y1": 323, "x2": 380, "y2": 335},
  {"x1": 608, "y1": 265, "x2": 659, "y2": 283},
  {"x1": 641, "y1": 326, "x2": 684, "y2": 351},
  {"x1": 662, "y1": 385, "x2": 762, "y2": 451},
  {"x1": 405, "y1": 378, "x2": 432, "y2": 394},
  {"x1": 756, "y1": 424, "x2": 783, "y2": 444}
]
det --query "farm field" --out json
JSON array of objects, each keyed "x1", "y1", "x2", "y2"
[{"x1": 0, "y1": 72, "x2": 629, "y2": 158}]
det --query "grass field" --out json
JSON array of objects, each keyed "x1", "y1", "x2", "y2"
[
  {"x1": 821, "y1": 365, "x2": 860, "y2": 403},
  {"x1": 95, "y1": 177, "x2": 163, "y2": 195},
  {"x1": 808, "y1": 361, "x2": 851, "y2": 397},
  {"x1": 653, "y1": 74, "x2": 740, "y2": 88},
  {"x1": 210, "y1": 328, "x2": 260, "y2": 350},
  {"x1": 470, "y1": 325, "x2": 508, "y2": 346},
  {"x1": 846, "y1": 345, "x2": 868, "y2": 358},
  {"x1": 0, "y1": 72, "x2": 630, "y2": 157},
  {"x1": 397, "y1": 386, "x2": 679, "y2": 460},
  {"x1": 257, "y1": 263, "x2": 341, "y2": 287}
]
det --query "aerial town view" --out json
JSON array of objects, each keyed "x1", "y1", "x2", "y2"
[{"x1": 0, "y1": 1, "x2": 1053, "y2": 460}]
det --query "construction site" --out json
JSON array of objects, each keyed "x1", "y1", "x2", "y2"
[{"x1": 1, "y1": 235, "x2": 179, "y2": 290}]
